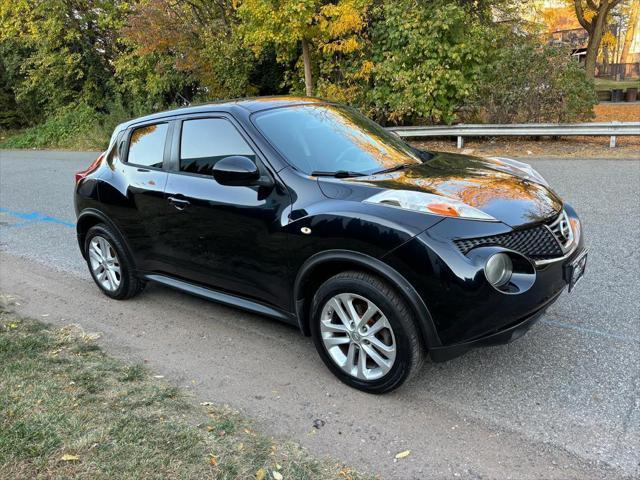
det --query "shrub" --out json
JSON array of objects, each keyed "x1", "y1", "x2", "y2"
[
  {"x1": 468, "y1": 40, "x2": 597, "y2": 124},
  {"x1": 365, "y1": 0, "x2": 490, "y2": 125},
  {"x1": 0, "y1": 102, "x2": 131, "y2": 150}
]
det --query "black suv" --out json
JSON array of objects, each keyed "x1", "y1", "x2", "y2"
[{"x1": 74, "y1": 97, "x2": 587, "y2": 393}]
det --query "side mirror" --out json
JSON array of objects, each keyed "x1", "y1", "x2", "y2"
[{"x1": 213, "y1": 156, "x2": 260, "y2": 186}]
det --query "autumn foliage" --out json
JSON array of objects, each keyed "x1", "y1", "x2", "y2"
[{"x1": 0, "y1": 0, "x2": 606, "y2": 140}]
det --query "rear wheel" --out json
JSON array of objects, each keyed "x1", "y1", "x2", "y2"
[
  {"x1": 310, "y1": 271, "x2": 423, "y2": 393},
  {"x1": 84, "y1": 223, "x2": 145, "y2": 300}
]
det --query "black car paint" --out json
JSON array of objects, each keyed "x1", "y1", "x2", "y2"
[
  {"x1": 75, "y1": 97, "x2": 584, "y2": 360},
  {"x1": 319, "y1": 153, "x2": 564, "y2": 228}
]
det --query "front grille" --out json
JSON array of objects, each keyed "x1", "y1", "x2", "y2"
[
  {"x1": 454, "y1": 214, "x2": 566, "y2": 260},
  {"x1": 547, "y1": 210, "x2": 573, "y2": 249}
]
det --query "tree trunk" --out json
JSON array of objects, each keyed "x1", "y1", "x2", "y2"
[
  {"x1": 301, "y1": 38, "x2": 314, "y2": 97},
  {"x1": 584, "y1": 7, "x2": 608, "y2": 79},
  {"x1": 621, "y1": 0, "x2": 639, "y2": 63},
  {"x1": 574, "y1": 0, "x2": 625, "y2": 79}
]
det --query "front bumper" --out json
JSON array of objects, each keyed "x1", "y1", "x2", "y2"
[
  {"x1": 428, "y1": 289, "x2": 561, "y2": 362},
  {"x1": 382, "y1": 203, "x2": 585, "y2": 353}
]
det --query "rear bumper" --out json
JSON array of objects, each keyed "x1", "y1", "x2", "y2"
[{"x1": 428, "y1": 289, "x2": 562, "y2": 362}]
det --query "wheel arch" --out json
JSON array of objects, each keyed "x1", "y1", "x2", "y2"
[
  {"x1": 76, "y1": 209, "x2": 132, "y2": 262},
  {"x1": 293, "y1": 250, "x2": 442, "y2": 349}
]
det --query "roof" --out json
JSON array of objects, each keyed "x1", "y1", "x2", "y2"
[{"x1": 114, "y1": 96, "x2": 326, "y2": 133}]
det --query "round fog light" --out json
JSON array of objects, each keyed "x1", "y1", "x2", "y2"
[{"x1": 485, "y1": 253, "x2": 513, "y2": 287}]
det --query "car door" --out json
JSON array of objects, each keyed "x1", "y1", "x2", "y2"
[
  {"x1": 160, "y1": 115, "x2": 292, "y2": 309},
  {"x1": 100, "y1": 121, "x2": 173, "y2": 271}
]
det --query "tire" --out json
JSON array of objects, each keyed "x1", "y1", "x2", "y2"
[
  {"x1": 84, "y1": 223, "x2": 145, "y2": 300},
  {"x1": 310, "y1": 270, "x2": 424, "y2": 393}
]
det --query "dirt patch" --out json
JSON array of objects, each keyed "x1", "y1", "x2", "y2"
[
  {"x1": 410, "y1": 102, "x2": 639, "y2": 159},
  {"x1": 410, "y1": 136, "x2": 638, "y2": 159},
  {"x1": 594, "y1": 103, "x2": 640, "y2": 122}
]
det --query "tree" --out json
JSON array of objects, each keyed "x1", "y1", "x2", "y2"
[
  {"x1": 237, "y1": 0, "x2": 371, "y2": 96},
  {"x1": 118, "y1": 0, "x2": 258, "y2": 108},
  {"x1": 365, "y1": 0, "x2": 491, "y2": 125},
  {"x1": 573, "y1": 0, "x2": 626, "y2": 78},
  {"x1": 620, "y1": 0, "x2": 639, "y2": 62},
  {"x1": 0, "y1": 0, "x2": 129, "y2": 124}
]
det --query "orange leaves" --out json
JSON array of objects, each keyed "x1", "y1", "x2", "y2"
[{"x1": 594, "y1": 103, "x2": 640, "y2": 123}]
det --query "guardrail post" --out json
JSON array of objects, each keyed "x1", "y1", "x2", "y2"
[
  {"x1": 610, "y1": 121, "x2": 619, "y2": 148},
  {"x1": 457, "y1": 136, "x2": 464, "y2": 149}
]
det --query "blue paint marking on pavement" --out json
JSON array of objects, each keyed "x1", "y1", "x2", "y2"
[
  {"x1": 0, "y1": 207, "x2": 75, "y2": 229},
  {"x1": 541, "y1": 318, "x2": 639, "y2": 343}
]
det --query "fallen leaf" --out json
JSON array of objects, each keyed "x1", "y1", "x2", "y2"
[
  {"x1": 60, "y1": 454, "x2": 80, "y2": 462},
  {"x1": 273, "y1": 471, "x2": 283, "y2": 480},
  {"x1": 276, "y1": 463, "x2": 282, "y2": 470},
  {"x1": 255, "y1": 468, "x2": 266, "y2": 480},
  {"x1": 209, "y1": 456, "x2": 217, "y2": 466},
  {"x1": 207, "y1": 425, "x2": 214, "y2": 432},
  {"x1": 395, "y1": 450, "x2": 411, "y2": 459}
]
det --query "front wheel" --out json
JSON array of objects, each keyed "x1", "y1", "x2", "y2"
[
  {"x1": 310, "y1": 271, "x2": 424, "y2": 393},
  {"x1": 84, "y1": 223, "x2": 145, "y2": 300}
]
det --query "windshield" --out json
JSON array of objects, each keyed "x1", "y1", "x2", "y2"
[{"x1": 252, "y1": 104, "x2": 423, "y2": 175}]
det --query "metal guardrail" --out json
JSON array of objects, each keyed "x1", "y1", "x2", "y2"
[{"x1": 387, "y1": 122, "x2": 640, "y2": 148}]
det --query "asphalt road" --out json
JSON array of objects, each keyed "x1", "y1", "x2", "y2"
[{"x1": 1, "y1": 149, "x2": 639, "y2": 479}]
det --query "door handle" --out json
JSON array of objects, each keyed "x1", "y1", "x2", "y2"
[{"x1": 168, "y1": 196, "x2": 190, "y2": 210}]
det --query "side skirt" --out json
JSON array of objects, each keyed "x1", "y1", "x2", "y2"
[{"x1": 144, "y1": 274, "x2": 298, "y2": 326}]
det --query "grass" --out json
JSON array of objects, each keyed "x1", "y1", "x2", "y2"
[
  {"x1": 0, "y1": 103, "x2": 130, "y2": 151},
  {"x1": 594, "y1": 78, "x2": 639, "y2": 91},
  {"x1": 0, "y1": 301, "x2": 374, "y2": 480}
]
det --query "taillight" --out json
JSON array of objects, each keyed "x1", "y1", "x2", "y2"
[{"x1": 75, "y1": 152, "x2": 105, "y2": 184}]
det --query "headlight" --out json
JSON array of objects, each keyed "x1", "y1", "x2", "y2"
[
  {"x1": 485, "y1": 253, "x2": 513, "y2": 287},
  {"x1": 365, "y1": 190, "x2": 496, "y2": 221},
  {"x1": 488, "y1": 157, "x2": 548, "y2": 187}
]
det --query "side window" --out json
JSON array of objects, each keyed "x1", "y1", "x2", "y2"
[
  {"x1": 127, "y1": 123, "x2": 168, "y2": 168},
  {"x1": 180, "y1": 118, "x2": 256, "y2": 176}
]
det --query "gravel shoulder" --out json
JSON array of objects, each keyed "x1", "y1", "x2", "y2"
[{"x1": 0, "y1": 252, "x2": 628, "y2": 480}]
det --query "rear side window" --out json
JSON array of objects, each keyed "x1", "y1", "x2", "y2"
[
  {"x1": 180, "y1": 118, "x2": 255, "y2": 176},
  {"x1": 127, "y1": 123, "x2": 168, "y2": 168}
]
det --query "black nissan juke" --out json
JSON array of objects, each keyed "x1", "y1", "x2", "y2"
[{"x1": 74, "y1": 97, "x2": 587, "y2": 393}]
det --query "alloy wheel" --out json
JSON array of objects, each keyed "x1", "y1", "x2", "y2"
[
  {"x1": 88, "y1": 236, "x2": 121, "y2": 292},
  {"x1": 320, "y1": 293, "x2": 396, "y2": 381}
]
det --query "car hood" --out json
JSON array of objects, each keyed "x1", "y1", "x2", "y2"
[{"x1": 317, "y1": 152, "x2": 563, "y2": 228}]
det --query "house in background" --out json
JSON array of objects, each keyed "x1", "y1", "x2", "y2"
[{"x1": 538, "y1": 0, "x2": 640, "y2": 79}]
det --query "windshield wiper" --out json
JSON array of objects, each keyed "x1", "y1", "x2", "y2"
[
  {"x1": 310, "y1": 170, "x2": 367, "y2": 178},
  {"x1": 373, "y1": 163, "x2": 413, "y2": 175}
]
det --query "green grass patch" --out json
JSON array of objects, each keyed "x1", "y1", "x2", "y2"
[
  {"x1": 594, "y1": 78, "x2": 639, "y2": 92},
  {"x1": 0, "y1": 307, "x2": 375, "y2": 480},
  {"x1": 0, "y1": 103, "x2": 130, "y2": 151}
]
